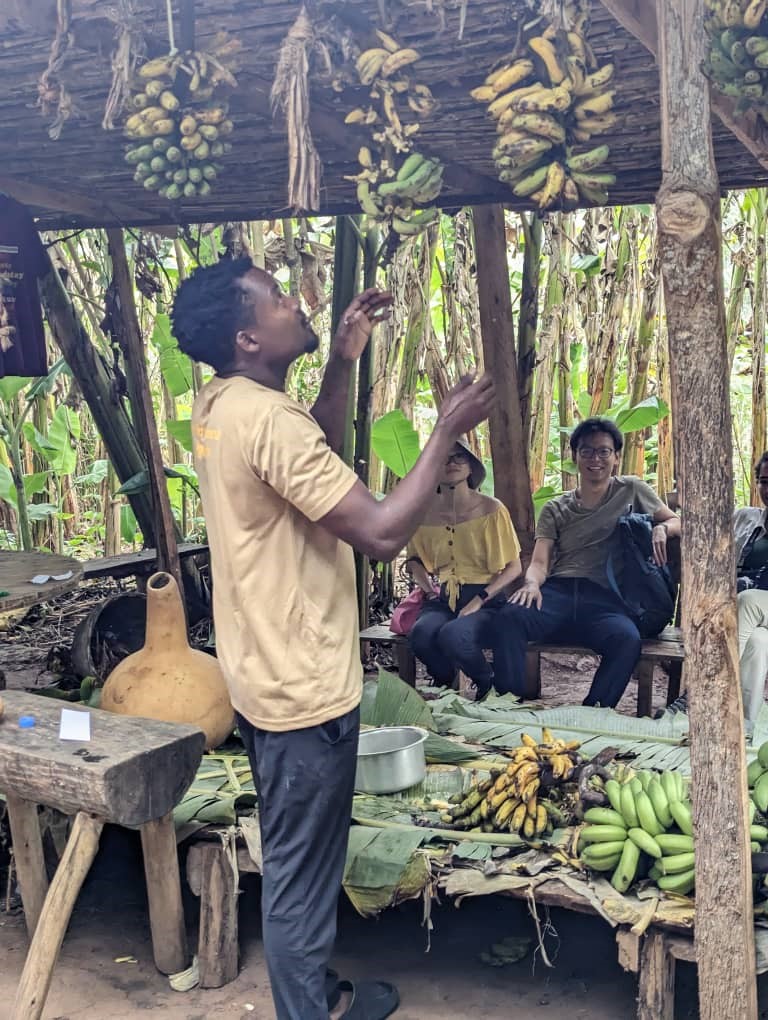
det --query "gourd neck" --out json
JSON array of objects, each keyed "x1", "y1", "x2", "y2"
[{"x1": 144, "y1": 571, "x2": 189, "y2": 652}]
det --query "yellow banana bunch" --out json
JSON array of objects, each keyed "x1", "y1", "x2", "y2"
[
  {"x1": 348, "y1": 35, "x2": 443, "y2": 253},
  {"x1": 124, "y1": 37, "x2": 239, "y2": 200},
  {"x1": 470, "y1": 21, "x2": 617, "y2": 211}
]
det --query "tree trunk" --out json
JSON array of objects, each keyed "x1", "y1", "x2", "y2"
[
  {"x1": 656, "y1": 2, "x2": 757, "y2": 1017},
  {"x1": 623, "y1": 227, "x2": 660, "y2": 477},
  {"x1": 517, "y1": 212, "x2": 542, "y2": 450},
  {"x1": 330, "y1": 216, "x2": 361, "y2": 466},
  {"x1": 590, "y1": 208, "x2": 633, "y2": 415},
  {"x1": 750, "y1": 191, "x2": 767, "y2": 505},
  {"x1": 530, "y1": 219, "x2": 563, "y2": 492},
  {"x1": 472, "y1": 205, "x2": 534, "y2": 554},
  {"x1": 38, "y1": 254, "x2": 157, "y2": 542}
]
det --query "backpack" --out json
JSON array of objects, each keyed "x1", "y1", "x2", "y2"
[{"x1": 605, "y1": 512, "x2": 676, "y2": 638}]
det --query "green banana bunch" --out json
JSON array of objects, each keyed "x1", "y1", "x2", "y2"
[{"x1": 703, "y1": 5, "x2": 768, "y2": 120}]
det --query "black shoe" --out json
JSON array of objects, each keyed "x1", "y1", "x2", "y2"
[{"x1": 654, "y1": 692, "x2": 688, "y2": 720}]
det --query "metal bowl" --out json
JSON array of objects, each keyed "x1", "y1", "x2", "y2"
[{"x1": 355, "y1": 726, "x2": 429, "y2": 794}]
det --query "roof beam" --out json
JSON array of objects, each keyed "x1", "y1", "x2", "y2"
[
  {"x1": 0, "y1": 175, "x2": 178, "y2": 238},
  {"x1": 598, "y1": 0, "x2": 768, "y2": 172}
]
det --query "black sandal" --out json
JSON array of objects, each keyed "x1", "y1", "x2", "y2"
[{"x1": 336, "y1": 979, "x2": 399, "y2": 1019}]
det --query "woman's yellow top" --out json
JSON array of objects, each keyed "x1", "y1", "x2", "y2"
[{"x1": 407, "y1": 502, "x2": 521, "y2": 609}]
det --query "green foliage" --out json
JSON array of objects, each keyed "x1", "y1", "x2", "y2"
[{"x1": 371, "y1": 410, "x2": 421, "y2": 478}]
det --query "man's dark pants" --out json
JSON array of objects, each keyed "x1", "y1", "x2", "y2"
[
  {"x1": 493, "y1": 577, "x2": 642, "y2": 707},
  {"x1": 237, "y1": 706, "x2": 360, "y2": 1020}
]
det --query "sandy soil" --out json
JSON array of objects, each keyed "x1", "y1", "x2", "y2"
[{"x1": 0, "y1": 838, "x2": 702, "y2": 1020}]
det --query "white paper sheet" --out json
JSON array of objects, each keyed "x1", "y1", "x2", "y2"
[{"x1": 59, "y1": 708, "x2": 91, "y2": 742}]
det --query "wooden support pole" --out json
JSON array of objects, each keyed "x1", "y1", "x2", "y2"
[
  {"x1": 655, "y1": 2, "x2": 757, "y2": 1018},
  {"x1": 11, "y1": 811, "x2": 104, "y2": 1020},
  {"x1": 105, "y1": 228, "x2": 182, "y2": 593},
  {"x1": 139, "y1": 812, "x2": 189, "y2": 975},
  {"x1": 197, "y1": 841, "x2": 240, "y2": 989},
  {"x1": 637, "y1": 932, "x2": 675, "y2": 1020},
  {"x1": 472, "y1": 205, "x2": 535, "y2": 554},
  {"x1": 5, "y1": 794, "x2": 48, "y2": 940}
]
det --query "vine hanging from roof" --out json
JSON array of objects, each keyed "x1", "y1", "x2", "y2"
[
  {"x1": 470, "y1": 0, "x2": 618, "y2": 211},
  {"x1": 37, "y1": 0, "x2": 75, "y2": 140}
]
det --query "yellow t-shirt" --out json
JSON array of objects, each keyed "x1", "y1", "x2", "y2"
[
  {"x1": 407, "y1": 502, "x2": 521, "y2": 608},
  {"x1": 192, "y1": 375, "x2": 361, "y2": 732}
]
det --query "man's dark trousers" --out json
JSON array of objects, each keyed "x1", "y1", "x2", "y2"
[
  {"x1": 237, "y1": 706, "x2": 360, "y2": 1020},
  {"x1": 494, "y1": 577, "x2": 642, "y2": 707}
]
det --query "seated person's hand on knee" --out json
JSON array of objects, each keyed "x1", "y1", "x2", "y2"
[
  {"x1": 509, "y1": 579, "x2": 542, "y2": 610},
  {"x1": 459, "y1": 595, "x2": 483, "y2": 617}
]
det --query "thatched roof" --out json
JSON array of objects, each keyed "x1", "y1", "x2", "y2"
[{"x1": 2, "y1": 0, "x2": 768, "y2": 231}]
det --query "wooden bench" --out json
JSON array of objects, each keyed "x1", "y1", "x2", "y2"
[
  {"x1": 82, "y1": 542, "x2": 208, "y2": 580},
  {"x1": 359, "y1": 623, "x2": 685, "y2": 718},
  {"x1": 0, "y1": 690, "x2": 205, "y2": 1020}
]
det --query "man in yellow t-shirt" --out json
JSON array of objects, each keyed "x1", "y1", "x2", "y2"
[{"x1": 171, "y1": 256, "x2": 494, "y2": 1020}]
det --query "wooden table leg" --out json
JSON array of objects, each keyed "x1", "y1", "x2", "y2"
[
  {"x1": 666, "y1": 660, "x2": 683, "y2": 704},
  {"x1": 11, "y1": 811, "x2": 103, "y2": 1020},
  {"x1": 396, "y1": 642, "x2": 416, "y2": 687},
  {"x1": 139, "y1": 812, "x2": 188, "y2": 975},
  {"x1": 197, "y1": 841, "x2": 239, "y2": 988},
  {"x1": 637, "y1": 931, "x2": 675, "y2": 1020},
  {"x1": 5, "y1": 793, "x2": 48, "y2": 939},
  {"x1": 636, "y1": 661, "x2": 654, "y2": 718},
  {"x1": 523, "y1": 650, "x2": 542, "y2": 699}
]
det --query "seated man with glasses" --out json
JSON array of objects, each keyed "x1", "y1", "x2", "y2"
[
  {"x1": 735, "y1": 453, "x2": 768, "y2": 725},
  {"x1": 494, "y1": 417, "x2": 680, "y2": 708}
]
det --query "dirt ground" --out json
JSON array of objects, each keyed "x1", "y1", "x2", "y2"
[
  {"x1": 0, "y1": 828, "x2": 703, "y2": 1020},
  {"x1": 0, "y1": 586, "x2": 724, "y2": 1020}
]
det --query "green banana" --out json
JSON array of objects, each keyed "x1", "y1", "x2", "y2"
[
  {"x1": 580, "y1": 851, "x2": 623, "y2": 872},
  {"x1": 754, "y1": 50, "x2": 768, "y2": 68},
  {"x1": 648, "y1": 862, "x2": 663, "y2": 882},
  {"x1": 396, "y1": 152, "x2": 427, "y2": 181},
  {"x1": 583, "y1": 807, "x2": 627, "y2": 828},
  {"x1": 669, "y1": 800, "x2": 694, "y2": 837},
  {"x1": 620, "y1": 783, "x2": 639, "y2": 828},
  {"x1": 758, "y1": 740, "x2": 768, "y2": 769},
  {"x1": 656, "y1": 868, "x2": 695, "y2": 895},
  {"x1": 656, "y1": 833, "x2": 695, "y2": 855},
  {"x1": 746, "y1": 36, "x2": 768, "y2": 57},
  {"x1": 356, "y1": 180, "x2": 382, "y2": 217},
  {"x1": 708, "y1": 46, "x2": 743, "y2": 80},
  {"x1": 720, "y1": 29, "x2": 744, "y2": 57},
  {"x1": 566, "y1": 144, "x2": 610, "y2": 173},
  {"x1": 748, "y1": 759, "x2": 765, "y2": 787},
  {"x1": 611, "y1": 839, "x2": 641, "y2": 893},
  {"x1": 660, "y1": 771, "x2": 680, "y2": 805},
  {"x1": 628, "y1": 827, "x2": 662, "y2": 859},
  {"x1": 754, "y1": 770, "x2": 768, "y2": 812},
  {"x1": 579, "y1": 824, "x2": 630, "y2": 845},
  {"x1": 658, "y1": 851, "x2": 696, "y2": 876},
  {"x1": 750, "y1": 799, "x2": 757, "y2": 823},
  {"x1": 753, "y1": 841, "x2": 762, "y2": 852},
  {"x1": 751, "y1": 824, "x2": 768, "y2": 842},
  {"x1": 636, "y1": 771, "x2": 652, "y2": 791},
  {"x1": 731, "y1": 41, "x2": 750, "y2": 67},
  {"x1": 635, "y1": 791, "x2": 664, "y2": 836},
  {"x1": 512, "y1": 163, "x2": 549, "y2": 197},
  {"x1": 629, "y1": 777, "x2": 643, "y2": 795},
  {"x1": 604, "y1": 779, "x2": 623, "y2": 814},
  {"x1": 571, "y1": 170, "x2": 617, "y2": 188},
  {"x1": 647, "y1": 779, "x2": 674, "y2": 829},
  {"x1": 581, "y1": 839, "x2": 627, "y2": 860}
]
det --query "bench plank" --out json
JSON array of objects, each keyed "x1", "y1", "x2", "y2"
[
  {"x1": 82, "y1": 543, "x2": 209, "y2": 580},
  {"x1": 0, "y1": 690, "x2": 205, "y2": 826}
]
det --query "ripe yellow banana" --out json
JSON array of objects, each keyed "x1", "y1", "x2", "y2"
[
  {"x1": 574, "y1": 90, "x2": 616, "y2": 120},
  {"x1": 537, "y1": 161, "x2": 566, "y2": 210},
  {"x1": 529, "y1": 36, "x2": 567, "y2": 85},
  {"x1": 523, "y1": 815, "x2": 536, "y2": 839},
  {"x1": 521, "y1": 778, "x2": 541, "y2": 804},
  {"x1": 381, "y1": 48, "x2": 420, "y2": 77},
  {"x1": 744, "y1": 0, "x2": 768, "y2": 29},
  {"x1": 487, "y1": 84, "x2": 545, "y2": 119},
  {"x1": 508, "y1": 111, "x2": 566, "y2": 143},
  {"x1": 356, "y1": 48, "x2": 390, "y2": 84},
  {"x1": 574, "y1": 112, "x2": 619, "y2": 137},
  {"x1": 511, "y1": 802, "x2": 527, "y2": 832},
  {"x1": 535, "y1": 803, "x2": 548, "y2": 836},
  {"x1": 496, "y1": 797, "x2": 519, "y2": 826},
  {"x1": 579, "y1": 63, "x2": 615, "y2": 94},
  {"x1": 470, "y1": 85, "x2": 496, "y2": 102},
  {"x1": 512, "y1": 83, "x2": 573, "y2": 114},
  {"x1": 375, "y1": 29, "x2": 400, "y2": 53},
  {"x1": 486, "y1": 58, "x2": 535, "y2": 90}
]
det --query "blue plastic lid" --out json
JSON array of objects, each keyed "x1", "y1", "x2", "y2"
[{"x1": 18, "y1": 715, "x2": 36, "y2": 728}]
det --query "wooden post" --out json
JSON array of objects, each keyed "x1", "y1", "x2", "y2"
[
  {"x1": 472, "y1": 205, "x2": 535, "y2": 555},
  {"x1": 5, "y1": 794, "x2": 48, "y2": 939},
  {"x1": 11, "y1": 811, "x2": 104, "y2": 1020},
  {"x1": 197, "y1": 841, "x2": 240, "y2": 988},
  {"x1": 655, "y1": 2, "x2": 757, "y2": 1017},
  {"x1": 637, "y1": 932, "x2": 675, "y2": 1020},
  {"x1": 105, "y1": 228, "x2": 182, "y2": 593},
  {"x1": 139, "y1": 813, "x2": 189, "y2": 975}
]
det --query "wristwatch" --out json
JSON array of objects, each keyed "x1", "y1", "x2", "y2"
[{"x1": 478, "y1": 588, "x2": 490, "y2": 601}]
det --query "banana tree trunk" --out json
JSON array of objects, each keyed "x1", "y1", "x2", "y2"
[
  {"x1": 530, "y1": 219, "x2": 563, "y2": 492},
  {"x1": 751, "y1": 195, "x2": 767, "y2": 506},
  {"x1": 590, "y1": 208, "x2": 634, "y2": 415},
  {"x1": 331, "y1": 216, "x2": 362, "y2": 466},
  {"x1": 517, "y1": 212, "x2": 543, "y2": 450},
  {"x1": 623, "y1": 228, "x2": 660, "y2": 477}
]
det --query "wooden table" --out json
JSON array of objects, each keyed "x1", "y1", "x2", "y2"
[
  {"x1": 0, "y1": 690, "x2": 205, "y2": 1020},
  {"x1": 0, "y1": 550, "x2": 83, "y2": 612}
]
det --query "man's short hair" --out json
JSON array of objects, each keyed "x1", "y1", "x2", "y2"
[
  {"x1": 569, "y1": 417, "x2": 624, "y2": 457},
  {"x1": 171, "y1": 255, "x2": 254, "y2": 371},
  {"x1": 755, "y1": 452, "x2": 768, "y2": 478}
]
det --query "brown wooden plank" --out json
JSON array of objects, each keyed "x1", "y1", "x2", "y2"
[
  {"x1": 655, "y1": 0, "x2": 757, "y2": 1017},
  {"x1": 11, "y1": 811, "x2": 104, "y2": 1020},
  {"x1": 5, "y1": 794, "x2": 49, "y2": 939},
  {"x1": 638, "y1": 931, "x2": 676, "y2": 1020},
  {"x1": 82, "y1": 543, "x2": 209, "y2": 580},
  {"x1": 197, "y1": 842, "x2": 240, "y2": 989},
  {"x1": 0, "y1": 690, "x2": 205, "y2": 826},
  {"x1": 0, "y1": 551, "x2": 83, "y2": 613}
]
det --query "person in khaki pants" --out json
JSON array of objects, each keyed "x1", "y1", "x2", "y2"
[{"x1": 736, "y1": 453, "x2": 768, "y2": 726}]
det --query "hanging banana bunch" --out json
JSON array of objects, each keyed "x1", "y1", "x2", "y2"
[
  {"x1": 344, "y1": 30, "x2": 443, "y2": 248},
  {"x1": 123, "y1": 32, "x2": 240, "y2": 201},
  {"x1": 703, "y1": 0, "x2": 768, "y2": 118},
  {"x1": 471, "y1": 11, "x2": 617, "y2": 212}
]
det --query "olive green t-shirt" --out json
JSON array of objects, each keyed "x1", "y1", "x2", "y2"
[{"x1": 536, "y1": 475, "x2": 665, "y2": 588}]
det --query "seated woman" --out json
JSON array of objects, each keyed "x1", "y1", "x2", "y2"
[
  {"x1": 404, "y1": 437, "x2": 522, "y2": 696},
  {"x1": 736, "y1": 452, "x2": 768, "y2": 726}
]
